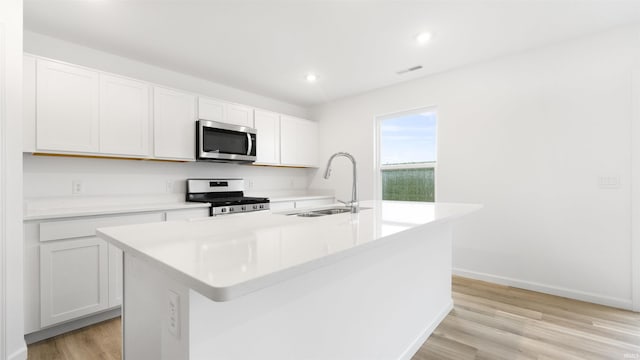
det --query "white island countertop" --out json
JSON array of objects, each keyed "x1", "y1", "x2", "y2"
[{"x1": 97, "y1": 200, "x2": 481, "y2": 301}]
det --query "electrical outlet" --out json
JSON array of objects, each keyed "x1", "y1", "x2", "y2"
[
  {"x1": 168, "y1": 290, "x2": 180, "y2": 338},
  {"x1": 165, "y1": 181, "x2": 173, "y2": 193},
  {"x1": 598, "y1": 176, "x2": 621, "y2": 189},
  {"x1": 247, "y1": 179, "x2": 254, "y2": 189},
  {"x1": 72, "y1": 180, "x2": 83, "y2": 195}
]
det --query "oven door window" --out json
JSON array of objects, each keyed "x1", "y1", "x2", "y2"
[{"x1": 203, "y1": 127, "x2": 249, "y2": 155}]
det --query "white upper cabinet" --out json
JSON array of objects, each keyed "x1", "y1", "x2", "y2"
[
  {"x1": 25, "y1": 54, "x2": 318, "y2": 166},
  {"x1": 254, "y1": 109, "x2": 280, "y2": 165},
  {"x1": 153, "y1": 86, "x2": 196, "y2": 160},
  {"x1": 280, "y1": 116, "x2": 319, "y2": 167},
  {"x1": 99, "y1": 74, "x2": 150, "y2": 156},
  {"x1": 36, "y1": 59, "x2": 100, "y2": 153},
  {"x1": 23, "y1": 55, "x2": 36, "y2": 152},
  {"x1": 198, "y1": 96, "x2": 226, "y2": 123},
  {"x1": 227, "y1": 103, "x2": 254, "y2": 127},
  {"x1": 198, "y1": 97, "x2": 253, "y2": 128}
]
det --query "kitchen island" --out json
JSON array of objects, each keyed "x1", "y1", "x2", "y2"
[{"x1": 97, "y1": 200, "x2": 481, "y2": 360}]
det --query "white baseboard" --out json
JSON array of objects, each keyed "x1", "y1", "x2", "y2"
[
  {"x1": 7, "y1": 346, "x2": 27, "y2": 360},
  {"x1": 24, "y1": 307, "x2": 121, "y2": 344},
  {"x1": 453, "y1": 268, "x2": 633, "y2": 311},
  {"x1": 399, "y1": 300, "x2": 453, "y2": 360}
]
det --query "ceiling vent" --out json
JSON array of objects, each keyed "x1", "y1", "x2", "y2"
[{"x1": 396, "y1": 65, "x2": 423, "y2": 75}]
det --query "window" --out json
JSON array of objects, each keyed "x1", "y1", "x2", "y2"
[{"x1": 377, "y1": 108, "x2": 437, "y2": 202}]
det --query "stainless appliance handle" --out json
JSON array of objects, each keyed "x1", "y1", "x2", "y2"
[{"x1": 246, "y1": 133, "x2": 253, "y2": 156}]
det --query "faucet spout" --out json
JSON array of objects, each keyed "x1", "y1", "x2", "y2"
[{"x1": 323, "y1": 152, "x2": 359, "y2": 213}]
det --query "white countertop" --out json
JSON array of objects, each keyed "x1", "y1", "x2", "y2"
[
  {"x1": 97, "y1": 200, "x2": 481, "y2": 301},
  {"x1": 23, "y1": 191, "x2": 333, "y2": 220},
  {"x1": 23, "y1": 195, "x2": 210, "y2": 221}
]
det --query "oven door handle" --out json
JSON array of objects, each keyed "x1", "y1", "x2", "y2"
[{"x1": 246, "y1": 133, "x2": 253, "y2": 156}]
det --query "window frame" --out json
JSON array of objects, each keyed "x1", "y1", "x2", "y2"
[{"x1": 374, "y1": 106, "x2": 439, "y2": 202}]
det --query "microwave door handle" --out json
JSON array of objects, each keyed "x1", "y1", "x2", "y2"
[{"x1": 246, "y1": 133, "x2": 253, "y2": 156}]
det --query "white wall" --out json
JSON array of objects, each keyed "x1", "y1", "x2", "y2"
[
  {"x1": 0, "y1": 0, "x2": 26, "y2": 359},
  {"x1": 311, "y1": 24, "x2": 640, "y2": 309},
  {"x1": 22, "y1": 31, "x2": 317, "y2": 200},
  {"x1": 23, "y1": 154, "x2": 314, "y2": 199}
]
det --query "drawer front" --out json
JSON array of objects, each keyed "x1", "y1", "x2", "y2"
[{"x1": 39, "y1": 213, "x2": 163, "y2": 242}]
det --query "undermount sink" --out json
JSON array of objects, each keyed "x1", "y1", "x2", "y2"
[
  {"x1": 287, "y1": 206, "x2": 370, "y2": 217},
  {"x1": 310, "y1": 208, "x2": 352, "y2": 215}
]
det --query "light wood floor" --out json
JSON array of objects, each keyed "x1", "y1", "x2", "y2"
[{"x1": 28, "y1": 276, "x2": 640, "y2": 360}]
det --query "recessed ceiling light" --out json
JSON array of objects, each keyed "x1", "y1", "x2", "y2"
[
  {"x1": 306, "y1": 73, "x2": 317, "y2": 83},
  {"x1": 415, "y1": 32, "x2": 432, "y2": 45}
]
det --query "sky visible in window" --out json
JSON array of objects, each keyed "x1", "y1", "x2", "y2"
[{"x1": 380, "y1": 112, "x2": 437, "y2": 165}]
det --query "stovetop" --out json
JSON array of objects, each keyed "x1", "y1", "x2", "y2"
[{"x1": 185, "y1": 179, "x2": 270, "y2": 216}]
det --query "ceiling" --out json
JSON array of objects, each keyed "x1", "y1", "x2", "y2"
[{"x1": 24, "y1": 0, "x2": 640, "y2": 107}]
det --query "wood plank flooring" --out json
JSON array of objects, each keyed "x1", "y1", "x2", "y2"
[{"x1": 28, "y1": 276, "x2": 640, "y2": 360}]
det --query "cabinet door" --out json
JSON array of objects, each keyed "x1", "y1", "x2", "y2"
[
  {"x1": 280, "y1": 116, "x2": 319, "y2": 167},
  {"x1": 253, "y1": 109, "x2": 280, "y2": 165},
  {"x1": 227, "y1": 104, "x2": 254, "y2": 127},
  {"x1": 108, "y1": 244, "x2": 123, "y2": 308},
  {"x1": 100, "y1": 74, "x2": 150, "y2": 156},
  {"x1": 198, "y1": 96, "x2": 226, "y2": 123},
  {"x1": 40, "y1": 237, "x2": 109, "y2": 327},
  {"x1": 153, "y1": 87, "x2": 196, "y2": 160},
  {"x1": 36, "y1": 59, "x2": 100, "y2": 153}
]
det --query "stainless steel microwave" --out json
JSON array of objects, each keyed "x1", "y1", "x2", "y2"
[{"x1": 196, "y1": 120, "x2": 257, "y2": 163}]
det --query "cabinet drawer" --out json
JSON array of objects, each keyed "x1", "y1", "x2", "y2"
[{"x1": 39, "y1": 213, "x2": 163, "y2": 242}]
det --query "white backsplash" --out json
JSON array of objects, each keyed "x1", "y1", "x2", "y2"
[{"x1": 23, "y1": 154, "x2": 317, "y2": 199}]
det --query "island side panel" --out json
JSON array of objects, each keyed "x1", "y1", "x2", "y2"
[
  {"x1": 189, "y1": 222, "x2": 454, "y2": 360},
  {"x1": 123, "y1": 253, "x2": 190, "y2": 360}
]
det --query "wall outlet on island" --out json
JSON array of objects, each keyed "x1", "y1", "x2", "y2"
[
  {"x1": 598, "y1": 176, "x2": 621, "y2": 189},
  {"x1": 72, "y1": 180, "x2": 84, "y2": 195},
  {"x1": 167, "y1": 290, "x2": 180, "y2": 338}
]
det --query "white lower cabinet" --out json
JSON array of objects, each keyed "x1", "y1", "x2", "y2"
[
  {"x1": 24, "y1": 211, "x2": 166, "y2": 333},
  {"x1": 40, "y1": 237, "x2": 109, "y2": 328}
]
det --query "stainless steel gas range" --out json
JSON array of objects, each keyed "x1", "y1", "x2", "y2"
[{"x1": 186, "y1": 178, "x2": 270, "y2": 216}]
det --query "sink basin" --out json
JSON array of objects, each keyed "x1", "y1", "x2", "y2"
[
  {"x1": 296, "y1": 212, "x2": 325, "y2": 217},
  {"x1": 287, "y1": 206, "x2": 371, "y2": 217},
  {"x1": 311, "y1": 208, "x2": 352, "y2": 215}
]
